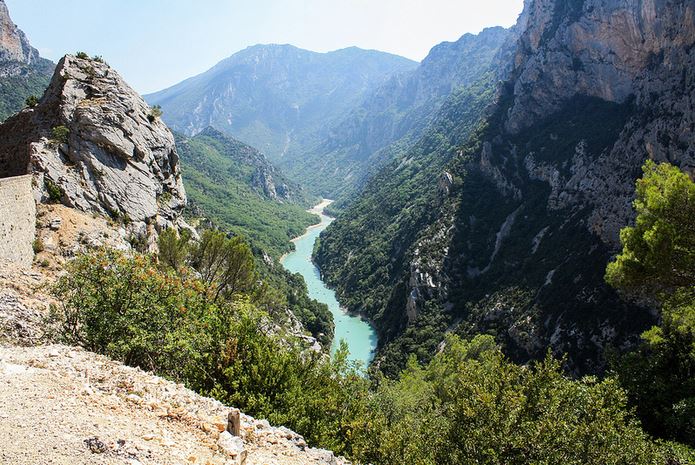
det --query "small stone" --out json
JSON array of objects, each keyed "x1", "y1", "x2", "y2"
[
  {"x1": 218, "y1": 431, "x2": 247, "y2": 463},
  {"x1": 126, "y1": 393, "x2": 142, "y2": 403},
  {"x1": 49, "y1": 218, "x2": 62, "y2": 230},
  {"x1": 84, "y1": 437, "x2": 108, "y2": 454}
]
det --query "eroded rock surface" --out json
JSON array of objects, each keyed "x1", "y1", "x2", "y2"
[{"x1": 0, "y1": 54, "x2": 188, "y2": 245}]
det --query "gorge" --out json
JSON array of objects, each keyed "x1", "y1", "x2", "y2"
[
  {"x1": 1, "y1": 0, "x2": 694, "y2": 463},
  {"x1": 281, "y1": 200, "x2": 377, "y2": 366}
]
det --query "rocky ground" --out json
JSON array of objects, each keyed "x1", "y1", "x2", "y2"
[
  {"x1": 0, "y1": 203, "x2": 347, "y2": 465},
  {"x1": 0, "y1": 344, "x2": 347, "y2": 465}
]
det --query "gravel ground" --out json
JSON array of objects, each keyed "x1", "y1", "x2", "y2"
[{"x1": 0, "y1": 344, "x2": 347, "y2": 465}]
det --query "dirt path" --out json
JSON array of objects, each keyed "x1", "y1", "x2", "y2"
[{"x1": 0, "y1": 345, "x2": 346, "y2": 465}]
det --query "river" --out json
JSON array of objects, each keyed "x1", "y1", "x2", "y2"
[{"x1": 281, "y1": 200, "x2": 378, "y2": 367}]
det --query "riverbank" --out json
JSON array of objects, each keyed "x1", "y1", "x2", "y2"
[{"x1": 281, "y1": 200, "x2": 377, "y2": 366}]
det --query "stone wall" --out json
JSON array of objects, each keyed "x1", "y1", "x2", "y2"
[{"x1": 0, "y1": 174, "x2": 35, "y2": 267}]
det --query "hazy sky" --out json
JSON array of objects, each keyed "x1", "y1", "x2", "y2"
[{"x1": 6, "y1": 0, "x2": 524, "y2": 94}]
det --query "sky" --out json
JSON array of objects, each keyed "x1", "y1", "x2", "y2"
[{"x1": 6, "y1": 0, "x2": 524, "y2": 94}]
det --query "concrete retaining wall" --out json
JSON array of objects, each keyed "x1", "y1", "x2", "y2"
[{"x1": 0, "y1": 175, "x2": 35, "y2": 267}]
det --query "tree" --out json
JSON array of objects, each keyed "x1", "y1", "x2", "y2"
[
  {"x1": 191, "y1": 230, "x2": 256, "y2": 301},
  {"x1": 25, "y1": 95, "x2": 39, "y2": 108},
  {"x1": 606, "y1": 160, "x2": 695, "y2": 446},
  {"x1": 157, "y1": 227, "x2": 192, "y2": 271},
  {"x1": 51, "y1": 125, "x2": 70, "y2": 144},
  {"x1": 606, "y1": 160, "x2": 695, "y2": 294}
]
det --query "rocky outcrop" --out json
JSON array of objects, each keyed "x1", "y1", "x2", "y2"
[
  {"x1": 0, "y1": 54, "x2": 188, "y2": 244},
  {"x1": 506, "y1": 0, "x2": 695, "y2": 133}
]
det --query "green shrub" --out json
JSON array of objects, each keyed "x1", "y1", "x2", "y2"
[
  {"x1": 157, "y1": 228, "x2": 192, "y2": 271},
  {"x1": 92, "y1": 55, "x2": 104, "y2": 63},
  {"x1": 32, "y1": 238, "x2": 44, "y2": 253},
  {"x1": 607, "y1": 161, "x2": 695, "y2": 446},
  {"x1": 52, "y1": 248, "x2": 678, "y2": 463},
  {"x1": 51, "y1": 125, "x2": 70, "y2": 144},
  {"x1": 25, "y1": 95, "x2": 39, "y2": 108},
  {"x1": 75, "y1": 51, "x2": 89, "y2": 59},
  {"x1": 147, "y1": 105, "x2": 163, "y2": 122},
  {"x1": 45, "y1": 179, "x2": 64, "y2": 203}
]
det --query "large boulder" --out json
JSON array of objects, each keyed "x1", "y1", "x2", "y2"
[{"x1": 0, "y1": 54, "x2": 188, "y2": 244}]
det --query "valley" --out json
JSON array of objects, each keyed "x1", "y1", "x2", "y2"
[
  {"x1": 0, "y1": 0, "x2": 694, "y2": 463},
  {"x1": 281, "y1": 200, "x2": 377, "y2": 367}
]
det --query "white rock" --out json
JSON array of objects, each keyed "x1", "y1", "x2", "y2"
[{"x1": 218, "y1": 431, "x2": 247, "y2": 463}]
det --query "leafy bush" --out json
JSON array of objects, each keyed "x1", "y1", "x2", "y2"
[
  {"x1": 44, "y1": 178, "x2": 64, "y2": 203},
  {"x1": 51, "y1": 125, "x2": 70, "y2": 144},
  {"x1": 76, "y1": 51, "x2": 89, "y2": 59},
  {"x1": 25, "y1": 95, "x2": 39, "y2": 108},
  {"x1": 52, "y1": 248, "x2": 365, "y2": 454},
  {"x1": 53, "y1": 248, "x2": 682, "y2": 463},
  {"x1": 147, "y1": 105, "x2": 163, "y2": 122},
  {"x1": 32, "y1": 238, "x2": 44, "y2": 253}
]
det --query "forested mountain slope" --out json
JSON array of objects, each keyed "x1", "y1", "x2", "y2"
[
  {"x1": 176, "y1": 127, "x2": 317, "y2": 257},
  {"x1": 316, "y1": 0, "x2": 695, "y2": 376},
  {"x1": 146, "y1": 45, "x2": 416, "y2": 163},
  {"x1": 288, "y1": 26, "x2": 514, "y2": 198}
]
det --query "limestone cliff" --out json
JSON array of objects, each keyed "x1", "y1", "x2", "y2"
[
  {"x1": 0, "y1": 54, "x2": 188, "y2": 244},
  {"x1": 316, "y1": 0, "x2": 695, "y2": 374},
  {"x1": 0, "y1": 0, "x2": 52, "y2": 75}
]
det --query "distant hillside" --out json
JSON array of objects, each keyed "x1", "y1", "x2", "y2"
[
  {"x1": 286, "y1": 26, "x2": 513, "y2": 198},
  {"x1": 176, "y1": 127, "x2": 318, "y2": 257},
  {"x1": 147, "y1": 44, "x2": 417, "y2": 162},
  {"x1": 0, "y1": 0, "x2": 54, "y2": 120}
]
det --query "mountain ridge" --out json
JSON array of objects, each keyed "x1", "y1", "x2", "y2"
[
  {"x1": 145, "y1": 44, "x2": 417, "y2": 163},
  {"x1": 0, "y1": 0, "x2": 53, "y2": 120}
]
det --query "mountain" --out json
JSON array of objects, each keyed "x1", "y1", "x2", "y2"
[
  {"x1": 285, "y1": 26, "x2": 514, "y2": 198},
  {"x1": 145, "y1": 44, "x2": 417, "y2": 162},
  {"x1": 175, "y1": 127, "x2": 318, "y2": 257},
  {"x1": 0, "y1": 54, "x2": 188, "y2": 245},
  {"x1": 0, "y1": 0, "x2": 53, "y2": 120},
  {"x1": 315, "y1": 0, "x2": 695, "y2": 376}
]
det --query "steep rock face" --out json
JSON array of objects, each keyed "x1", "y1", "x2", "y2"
[
  {"x1": 317, "y1": 0, "x2": 695, "y2": 375},
  {"x1": 0, "y1": 0, "x2": 53, "y2": 120},
  {"x1": 507, "y1": 0, "x2": 695, "y2": 133},
  {"x1": 288, "y1": 27, "x2": 514, "y2": 197},
  {"x1": 0, "y1": 55, "x2": 188, "y2": 241}
]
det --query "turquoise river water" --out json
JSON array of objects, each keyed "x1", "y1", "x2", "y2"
[{"x1": 281, "y1": 201, "x2": 378, "y2": 367}]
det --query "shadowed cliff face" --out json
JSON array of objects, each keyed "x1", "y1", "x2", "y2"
[
  {"x1": 316, "y1": 0, "x2": 695, "y2": 375},
  {"x1": 0, "y1": 54, "x2": 188, "y2": 243}
]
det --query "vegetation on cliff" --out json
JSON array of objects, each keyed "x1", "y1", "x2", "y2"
[
  {"x1": 176, "y1": 128, "x2": 318, "y2": 258},
  {"x1": 606, "y1": 161, "x2": 695, "y2": 447},
  {"x1": 50, "y1": 170, "x2": 695, "y2": 463}
]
